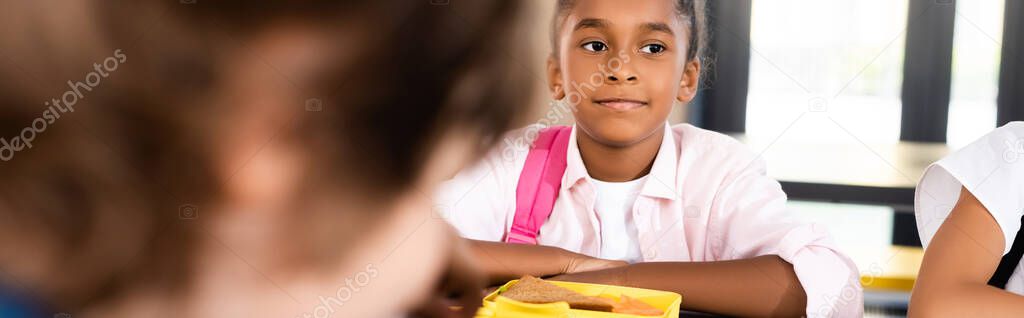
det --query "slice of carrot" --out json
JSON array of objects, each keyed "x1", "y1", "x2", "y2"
[{"x1": 611, "y1": 295, "x2": 663, "y2": 316}]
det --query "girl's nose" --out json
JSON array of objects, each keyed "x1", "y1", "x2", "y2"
[{"x1": 606, "y1": 74, "x2": 638, "y2": 83}]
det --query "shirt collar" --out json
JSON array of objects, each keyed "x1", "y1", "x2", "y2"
[{"x1": 563, "y1": 122, "x2": 679, "y2": 200}]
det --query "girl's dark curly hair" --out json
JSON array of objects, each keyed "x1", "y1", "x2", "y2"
[{"x1": 551, "y1": 0, "x2": 708, "y2": 63}]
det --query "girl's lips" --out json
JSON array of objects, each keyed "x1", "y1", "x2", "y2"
[{"x1": 593, "y1": 99, "x2": 648, "y2": 111}]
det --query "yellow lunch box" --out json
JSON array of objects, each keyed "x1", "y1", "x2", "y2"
[{"x1": 475, "y1": 279, "x2": 682, "y2": 318}]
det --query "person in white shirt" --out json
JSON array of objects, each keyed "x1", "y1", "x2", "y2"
[{"x1": 910, "y1": 122, "x2": 1024, "y2": 317}]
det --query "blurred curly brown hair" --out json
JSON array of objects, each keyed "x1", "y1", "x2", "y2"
[{"x1": 0, "y1": 0, "x2": 531, "y2": 312}]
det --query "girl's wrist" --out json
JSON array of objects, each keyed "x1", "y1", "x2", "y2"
[
  {"x1": 548, "y1": 265, "x2": 630, "y2": 286},
  {"x1": 549, "y1": 246, "x2": 576, "y2": 275}
]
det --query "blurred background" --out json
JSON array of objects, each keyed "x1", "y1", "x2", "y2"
[{"x1": 514, "y1": 0, "x2": 1023, "y2": 316}]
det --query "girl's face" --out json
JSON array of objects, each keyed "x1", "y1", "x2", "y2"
[{"x1": 549, "y1": 0, "x2": 700, "y2": 147}]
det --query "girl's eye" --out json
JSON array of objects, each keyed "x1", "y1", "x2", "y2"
[
  {"x1": 640, "y1": 43, "x2": 666, "y2": 54},
  {"x1": 581, "y1": 41, "x2": 608, "y2": 52}
]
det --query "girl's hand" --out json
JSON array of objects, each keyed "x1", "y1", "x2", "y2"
[{"x1": 562, "y1": 253, "x2": 628, "y2": 275}]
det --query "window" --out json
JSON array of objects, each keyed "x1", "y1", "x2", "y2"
[
  {"x1": 947, "y1": 0, "x2": 1004, "y2": 148},
  {"x1": 745, "y1": 0, "x2": 909, "y2": 144}
]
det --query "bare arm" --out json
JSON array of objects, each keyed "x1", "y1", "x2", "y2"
[
  {"x1": 467, "y1": 239, "x2": 626, "y2": 286},
  {"x1": 909, "y1": 187, "x2": 1024, "y2": 317},
  {"x1": 550, "y1": 255, "x2": 807, "y2": 317}
]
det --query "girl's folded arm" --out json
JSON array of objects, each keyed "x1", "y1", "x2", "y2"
[
  {"x1": 685, "y1": 148, "x2": 861, "y2": 317},
  {"x1": 550, "y1": 156, "x2": 855, "y2": 317},
  {"x1": 908, "y1": 187, "x2": 1024, "y2": 317},
  {"x1": 469, "y1": 239, "x2": 626, "y2": 286},
  {"x1": 551, "y1": 255, "x2": 806, "y2": 317},
  {"x1": 469, "y1": 239, "x2": 573, "y2": 285}
]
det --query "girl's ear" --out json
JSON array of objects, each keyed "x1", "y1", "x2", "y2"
[
  {"x1": 547, "y1": 55, "x2": 566, "y2": 100},
  {"x1": 676, "y1": 59, "x2": 701, "y2": 103}
]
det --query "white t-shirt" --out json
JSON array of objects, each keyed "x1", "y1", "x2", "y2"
[
  {"x1": 915, "y1": 121, "x2": 1024, "y2": 295},
  {"x1": 590, "y1": 175, "x2": 647, "y2": 264}
]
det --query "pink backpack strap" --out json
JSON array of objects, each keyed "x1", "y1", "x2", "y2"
[{"x1": 506, "y1": 126, "x2": 572, "y2": 244}]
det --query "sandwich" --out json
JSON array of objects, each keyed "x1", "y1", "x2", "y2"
[
  {"x1": 499, "y1": 276, "x2": 663, "y2": 316},
  {"x1": 499, "y1": 275, "x2": 615, "y2": 311}
]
